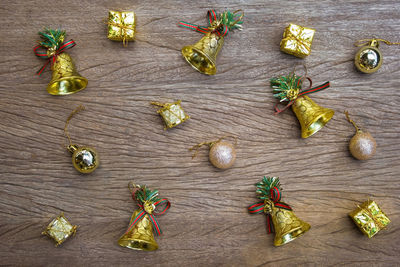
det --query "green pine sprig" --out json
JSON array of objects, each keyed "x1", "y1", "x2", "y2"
[
  {"x1": 220, "y1": 11, "x2": 243, "y2": 30},
  {"x1": 255, "y1": 176, "x2": 281, "y2": 200},
  {"x1": 38, "y1": 28, "x2": 66, "y2": 49},
  {"x1": 135, "y1": 186, "x2": 161, "y2": 204},
  {"x1": 271, "y1": 73, "x2": 302, "y2": 102}
]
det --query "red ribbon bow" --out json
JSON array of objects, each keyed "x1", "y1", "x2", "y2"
[{"x1": 33, "y1": 39, "x2": 76, "y2": 75}]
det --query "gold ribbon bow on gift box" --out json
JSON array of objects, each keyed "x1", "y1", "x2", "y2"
[{"x1": 280, "y1": 24, "x2": 315, "y2": 58}]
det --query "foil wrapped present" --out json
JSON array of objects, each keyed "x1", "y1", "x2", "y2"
[
  {"x1": 153, "y1": 100, "x2": 190, "y2": 129},
  {"x1": 42, "y1": 213, "x2": 77, "y2": 246},
  {"x1": 280, "y1": 23, "x2": 315, "y2": 58},
  {"x1": 107, "y1": 10, "x2": 136, "y2": 46},
  {"x1": 349, "y1": 200, "x2": 390, "y2": 238}
]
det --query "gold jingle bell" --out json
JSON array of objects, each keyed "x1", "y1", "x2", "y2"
[
  {"x1": 182, "y1": 32, "x2": 224, "y2": 75},
  {"x1": 47, "y1": 52, "x2": 88, "y2": 95},
  {"x1": 118, "y1": 182, "x2": 170, "y2": 251},
  {"x1": 34, "y1": 28, "x2": 88, "y2": 95},
  {"x1": 118, "y1": 209, "x2": 158, "y2": 251},
  {"x1": 64, "y1": 105, "x2": 99, "y2": 174},
  {"x1": 265, "y1": 200, "x2": 311, "y2": 246},
  {"x1": 179, "y1": 9, "x2": 244, "y2": 75},
  {"x1": 354, "y1": 38, "x2": 400, "y2": 74},
  {"x1": 292, "y1": 95, "x2": 335, "y2": 138},
  {"x1": 249, "y1": 177, "x2": 310, "y2": 247}
]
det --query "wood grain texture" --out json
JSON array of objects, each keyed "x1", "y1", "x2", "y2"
[{"x1": 1, "y1": 0, "x2": 400, "y2": 266}]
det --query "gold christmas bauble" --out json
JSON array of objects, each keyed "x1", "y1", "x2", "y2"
[
  {"x1": 349, "y1": 131, "x2": 376, "y2": 160},
  {"x1": 354, "y1": 40, "x2": 382, "y2": 74},
  {"x1": 69, "y1": 145, "x2": 99, "y2": 173},
  {"x1": 209, "y1": 141, "x2": 236, "y2": 169}
]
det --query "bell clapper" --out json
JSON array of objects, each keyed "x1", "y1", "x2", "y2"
[
  {"x1": 64, "y1": 105, "x2": 99, "y2": 174},
  {"x1": 354, "y1": 38, "x2": 400, "y2": 74},
  {"x1": 345, "y1": 111, "x2": 377, "y2": 160},
  {"x1": 190, "y1": 135, "x2": 237, "y2": 169}
]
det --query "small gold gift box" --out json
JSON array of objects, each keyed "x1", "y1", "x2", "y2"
[
  {"x1": 280, "y1": 23, "x2": 315, "y2": 58},
  {"x1": 349, "y1": 200, "x2": 390, "y2": 238},
  {"x1": 107, "y1": 10, "x2": 136, "y2": 46},
  {"x1": 152, "y1": 100, "x2": 190, "y2": 130},
  {"x1": 42, "y1": 213, "x2": 77, "y2": 246}
]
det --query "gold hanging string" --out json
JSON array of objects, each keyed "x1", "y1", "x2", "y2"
[
  {"x1": 128, "y1": 181, "x2": 141, "y2": 194},
  {"x1": 150, "y1": 101, "x2": 166, "y2": 108},
  {"x1": 344, "y1": 111, "x2": 361, "y2": 133},
  {"x1": 189, "y1": 135, "x2": 238, "y2": 159},
  {"x1": 64, "y1": 105, "x2": 85, "y2": 148},
  {"x1": 354, "y1": 38, "x2": 400, "y2": 47}
]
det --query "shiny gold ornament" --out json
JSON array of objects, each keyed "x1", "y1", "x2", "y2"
[
  {"x1": 190, "y1": 135, "x2": 237, "y2": 169},
  {"x1": 349, "y1": 199, "x2": 390, "y2": 238},
  {"x1": 354, "y1": 38, "x2": 400, "y2": 74},
  {"x1": 107, "y1": 10, "x2": 136, "y2": 47},
  {"x1": 182, "y1": 32, "x2": 224, "y2": 75},
  {"x1": 292, "y1": 96, "x2": 335, "y2": 138},
  {"x1": 42, "y1": 213, "x2": 77, "y2": 246},
  {"x1": 345, "y1": 111, "x2": 376, "y2": 160},
  {"x1": 64, "y1": 105, "x2": 99, "y2": 174},
  {"x1": 118, "y1": 182, "x2": 171, "y2": 251},
  {"x1": 280, "y1": 24, "x2": 315, "y2": 58},
  {"x1": 179, "y1": 9, "x2": 244, "y2": 75},
  {"x1": 47, "y1": 53, "x2": 88, "y2": 95},
  {"x1": 249, "y1": 177, "x2": 310, "y2": 247},
  {"x1": 151, "y1": 100, "x2": 190, "y2": 130}
]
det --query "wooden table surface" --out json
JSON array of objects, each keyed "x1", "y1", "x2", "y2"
[{"x1": 1, "y1": 0, "x2": 399, "y2": 266}]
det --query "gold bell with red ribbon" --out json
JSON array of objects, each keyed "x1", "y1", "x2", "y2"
[
  {"x1": 34, "y1": 28, "x2": 87, "y2": 95},
  {"x1": 118, "y1": 182, "x2": 170, "y2": 251},
  {"x1": 248, "y1": 177, "x2": 310, "y2": 247},
  {"x1": 271, "y1": 71, "x2": 334, "y2": 138},
  {"x1": 178, "y1": 9, "x2": 244, "y2": 75}
]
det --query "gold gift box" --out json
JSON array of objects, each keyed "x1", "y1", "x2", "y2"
[
  {"x1": 349, "y1": 200, "x2": 390, "y2": 238},
  {"x1": 280, "y1": 23, "x2": 315, "y2": 58},
  {"x1": 155, "y1": 100, "x2": 190, "y2": 129},
  {"x1": 42, "y1": 213, "x2": 77, "y2": 246},
  {"x1": 108, "y1": 10, "x2": 136, "y2": 44}
]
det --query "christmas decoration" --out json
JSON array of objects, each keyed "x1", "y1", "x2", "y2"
[
  {"x1": 248, "y1": 177, "x2": 310, "y2": 247},
  {"x1": 271, "y1": 70, "x2": 334, "y2": 138},
  {"x1": 349, "y1": 199, "x2": 390, "y2": 238},
  {"x1": 280, "y1": 24, "x2": 315, "y2": 58},
  {"x1": 354, "y1": 38, "x2": 400, "y2": 74},
  {"x1": 64, "y1": 105, "x2": 99, "y2": 174},
  {"x1": 151, "y1": 100, "x2": 190, "y2": 130},
  {"x1": 42, "y1": 213, "x2": 77, "y2": 246},
  {"x1": 34, "y1": 28, "x2": 88, "y2": 95},
  {"x1": 345, "y1": 111, "x2": 376, "y2": 160},
  {"x1": 190, "y1": 135, "x2": 237, "y2": 169},
  {"x1": 179, "y1": 9, "x2": 244, "y2": 75},
  {"x1": 107, "y1": 10, "x2": 136, "y2": 47},
  {"x1": 118, "y1": 182, "x2": 170, "y2": 251}
]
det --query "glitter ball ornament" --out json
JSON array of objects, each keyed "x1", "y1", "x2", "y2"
[
  {"x1": 64, "y1": 105, "x2": 99, "y2": 173},
  {"x1": 354, "y1": 38, "x2": 400, "y2": 74},
  {"x1": 345, "y1": 111, "x2": 376, "y2": 160},
  {"x1": 190, "y1": 136, "x2": 237, "y2": 169}
]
